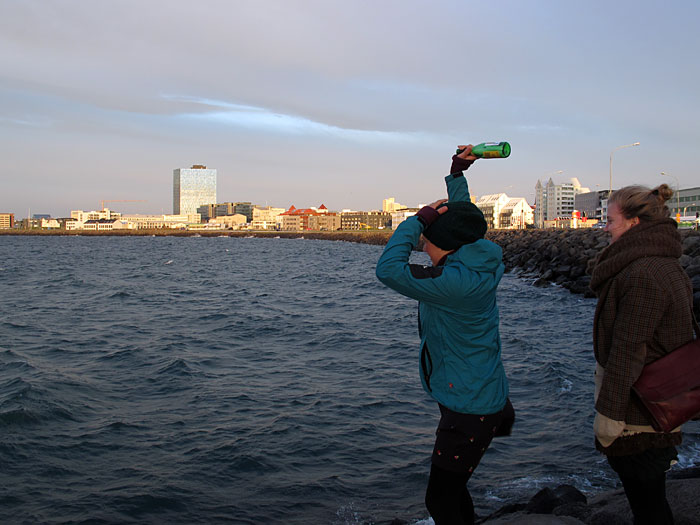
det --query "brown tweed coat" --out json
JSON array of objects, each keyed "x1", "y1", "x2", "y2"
[{"x1": 590, "y1": 219, "x2": 694, "y2": 455}]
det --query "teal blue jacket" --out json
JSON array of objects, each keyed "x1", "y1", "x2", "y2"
[{"x1": 376, "y1": 173, "x2": 508, "y2": 415}]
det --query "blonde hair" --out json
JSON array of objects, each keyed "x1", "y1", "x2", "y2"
[{"x1": 609, "y1": 184, "x2": 673, "y2": 222}]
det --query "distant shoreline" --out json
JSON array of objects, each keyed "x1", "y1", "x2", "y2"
[{"x1": 0, "y1": 229, "x2": 394, "y2": 245}]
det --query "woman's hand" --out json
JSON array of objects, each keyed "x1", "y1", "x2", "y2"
[
  {"x1": 415, "y1": 199, "x2": 448, "y2": 228},
  {"x1": 427, "y1": 199, "x2": 449, "y2": 213},
  {"x1": 456, "y1": 144, "x2": 478, "y2": 161}
]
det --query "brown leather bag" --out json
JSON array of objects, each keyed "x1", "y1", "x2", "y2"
[{"x1": 632, "y1": 319, "x2": 700, "y2": 433}]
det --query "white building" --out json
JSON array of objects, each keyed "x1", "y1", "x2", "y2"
[
  {"x1": 390, "y1": 209, "x2": 418, "y2": 229},
  {"x1": 534, "y1": 177, "x2": 590, "y2": 227},
  {"x1": 110, "y1": 214, "x2": 200, "y2": 229},
  {"x1": 475, "y1": 193, "x2": 511, "y2": 229},
  {"x1": 71, "y1": 208, "x2": 121, "y2": 223},
  {"x1": 499, "y1": 198, "x2": 534, "y2": 229},
  {"x1": 40, "y1": 218, "x2": 61, "y2": 229},
  {"x1": 173, "y1": 165, "x2": 217, "y2": 216},
  {"x1": 209, "y1": 214, "x2": 248, "y2": 229},
  {"x1": 252, "y1": 206, "x2": 287, "y2": 230},
  {"x1": 67, "y1": 209, "x2": 121, "y2": 230}
]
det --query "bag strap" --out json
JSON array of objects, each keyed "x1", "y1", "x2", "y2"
[{"x1": 689, "y1": 296, "x2": 700, "y2": 338}]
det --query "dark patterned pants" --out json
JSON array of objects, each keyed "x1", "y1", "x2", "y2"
[{"x1": 425, "y1": 399, "x2": 514, "y2": 524}]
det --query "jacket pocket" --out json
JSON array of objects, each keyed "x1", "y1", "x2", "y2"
[{"x1": 421, "y1": 342, "x2": 433, "y2": 392}]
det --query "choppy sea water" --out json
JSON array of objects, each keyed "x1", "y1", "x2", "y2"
[{"x1": 1, "y1": 236, "x2": 698, "y2": 525}]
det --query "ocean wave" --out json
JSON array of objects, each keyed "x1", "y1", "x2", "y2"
[{"x1": 0, "y1": 236, "x2": 696, "y2": 524}]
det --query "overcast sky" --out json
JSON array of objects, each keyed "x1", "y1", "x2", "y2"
[{"x1": 1, "y1": 0, "x2": 699, "y2": 217}]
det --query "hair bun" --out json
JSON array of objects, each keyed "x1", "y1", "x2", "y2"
[{"x1": 653, "y1": 183, "x2": 674, "y2": 203}]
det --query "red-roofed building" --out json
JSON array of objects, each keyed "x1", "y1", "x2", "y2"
[{"x1": 279, "y1": 204, "x2": 339, "y2": 231}]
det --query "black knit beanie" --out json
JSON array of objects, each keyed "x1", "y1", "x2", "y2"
[{"x1": 423, "y1": 202, "x2": 487, "y2": 250}]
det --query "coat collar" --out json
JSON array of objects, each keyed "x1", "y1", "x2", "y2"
[{"x1": 590, "y1": 219, "x2": 681, "y2": 292}]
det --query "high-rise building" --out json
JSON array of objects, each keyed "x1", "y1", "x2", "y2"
[
  {"x1": 534, "y1": 177, "x2": 590, "y2": 227},
  {"x1": 173, "y1": 165, "x2": 217, "y2": 216}
]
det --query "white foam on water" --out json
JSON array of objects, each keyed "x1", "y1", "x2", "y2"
[
  {"x1": 332, "y1": 503, "x2": 364, "y2": 525},
  {"x1": 677, "y1": 439, "x2": 700, "y2": 468},
  {"x1": 559, "y1": 378, "x2": 573, "y2": 393}
]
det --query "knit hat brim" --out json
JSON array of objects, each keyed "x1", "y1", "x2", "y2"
[{"x1": 423, "y1": 202, "x2": 487, "y2": 250}]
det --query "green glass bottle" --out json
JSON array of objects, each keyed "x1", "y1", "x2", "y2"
[{"x1": 456, "y1": 142, "x2": 511, "y2": 158}]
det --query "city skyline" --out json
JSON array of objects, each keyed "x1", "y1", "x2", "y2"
[{"x1": 2, "y1": 1, "x2": 699, "y2": 218}]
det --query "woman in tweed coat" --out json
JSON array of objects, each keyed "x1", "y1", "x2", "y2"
[{"x1": 590, "y1": 184, "x2": 694, "y2": 525}]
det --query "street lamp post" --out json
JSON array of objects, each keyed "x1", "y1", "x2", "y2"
[
  {"x1": 609, "y1": 142, "x2": 640, "y2": 196},
  {"x1": 661, "y1": 171, "x2": 680, "y2": 221}
]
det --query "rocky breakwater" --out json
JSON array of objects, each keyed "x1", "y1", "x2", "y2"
[
  {"x1": 486, "y1": 228, "x2": 700, "y2": 318},
  {"x1": 474, "y1": 466, "x2": 700, "y2": 524}
]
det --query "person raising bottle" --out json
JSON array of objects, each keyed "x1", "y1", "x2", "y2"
[{"x1": 376, "y1": 145, "x2": 514, "y2": 525}]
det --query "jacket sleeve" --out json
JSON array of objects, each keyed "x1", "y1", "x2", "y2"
[
  {"x1": 375, "y1": 216, "x2": 474, "y2": 305},
  {"x1": 445, "y1": 172, "x2": 472, "y2": 203},
  {"x1": 595, "y1": 271, "x2": 668, "y2": 422}
]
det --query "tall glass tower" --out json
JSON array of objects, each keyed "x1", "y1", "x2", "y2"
[{"x1": 173, "y1": 165, "x2": 217, "y2": 216}]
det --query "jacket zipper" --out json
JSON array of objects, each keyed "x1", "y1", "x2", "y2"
[{"x1": 421, "y1": 343, "x2": 433, "y2": 392}]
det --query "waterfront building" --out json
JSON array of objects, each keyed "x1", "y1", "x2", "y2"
[
  {"x1": 230, "y1": 202, "x2": 253, "y2": 222},
  {"x1": 209, "y1": 214, "x2": 248, "y2": 229},
  {"x1": 197, "y1": 202, "x2": 253, "y2": 222},
  {"x1": 390, "y1": 209, "x2": 419, "y2": 229},
  {"x1": 498, "y1": 198, "x2": 534, "y2": 229},
  {"x1": 340, "y1": 211, "x2": 392, "y2": 230},
  {"x1": 279, "y1": 205, "x2": 335, "y2": 231},
  {"x1": 82, "y1": 219, "x2": 118, "y2": 231},
  {"x1": 308, "y1": 213, "x2": 340, "y2": 231},
  {"x1": 534, "y1": 177, "x2": 590, "y2": 227},
  {"x1": 119, "y1": 214, "x2": 200, "y2": 229},
  {"x1": 475, "y1": 193, "x2": 511, "y2": 229},
  {"x1": 0, "y1": 213, "x2": 14, "y2": 229},
  {"x1": 252, "y1": 206, "x2": 286, "y2": 230},
  {"x1": 197, "y1": 204, "x2": 217, "y2": 222},
  {"x1": 17, "y1": 218, "x2": 42, "y2": 229},
  {"x1": 71, "y1": 209, "x2": 121, "y2": 223},
  {"x1": 173, "y1": 165, "x2": 217, "y2": 216},
  {"x1": 76, "y1": 213, "x2": 199, "y2": 230},
  {"x1": 40, "y1": 218, "x2": 61, "y2": 229}
]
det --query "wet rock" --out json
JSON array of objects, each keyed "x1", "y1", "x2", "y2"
[
  {"x1": 525, "y1": 485, "x2": 587, "y2": 515},
  {"x1": 525, "y1": 487, "x2": 560, "y2": 514},
  {"x1": 682, "y1": 235, "x2": 700, "y2": 254},
  {"x1": 479, "y1": 473, "x2": 700, "y2": 524},
  {"x1": 684, "y1": 264, "x2": 700, "y2": 278},
  {"x1": 691, "y1": 275, "x2": 700, "y2": 292},
  {"x1": 555, "y1": 265, "x2": 572, "y2": 277}
]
